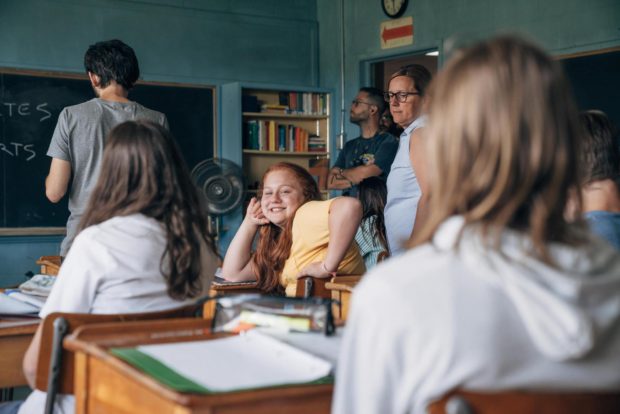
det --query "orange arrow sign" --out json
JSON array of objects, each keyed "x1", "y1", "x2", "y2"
[
  {"x1": 380, "y1": 17, "x2": 414, "y2": 49},
  {"x1": 382, "y1": 24, "x2": 413, "y2": 42}
]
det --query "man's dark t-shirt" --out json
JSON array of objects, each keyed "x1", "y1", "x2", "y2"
[{"x1": 333, "y1": 132, "x2": 398, "y2": 196}]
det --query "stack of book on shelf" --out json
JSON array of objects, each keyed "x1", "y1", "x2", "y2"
[
  {"x1": 244, "y1": 120, "x2": 322, "y2": 153},
  {"x1": 260, "y1": 103, "x2": 289, "y2": 114},
  {"x1": 278, "y1": 91, "x2": 328, "y2": 115},
  {"x1": 0, "y1": 274, "x2": 55, "y2": 316},
  {"x1": 308, "y1": 135, "x2": 326, "y2": 153}
]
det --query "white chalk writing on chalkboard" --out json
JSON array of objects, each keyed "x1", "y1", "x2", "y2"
[
  {"x1": 0, "y1": 102, "x2": 51, "y2": 122},
  {"x1": 0, "y1": 142, "x2": 36, "y2": 161}
]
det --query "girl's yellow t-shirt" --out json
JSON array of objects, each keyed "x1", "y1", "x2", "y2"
[{"x1": 280, "y1": 198, "x2": 366, "y2": 296}]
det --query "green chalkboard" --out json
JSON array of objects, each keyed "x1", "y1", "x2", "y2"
[{"x1": 0, "y1": 70, "x2": 215, "y2": 231}]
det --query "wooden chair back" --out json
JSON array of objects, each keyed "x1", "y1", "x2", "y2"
[
  {"x1": 36, "y1": 303, "x2": 202, "y2": 394},
  {"x1": 66, "y1": 318, "x2": 219, "y2": 350},
  {"x1": 324, "y1": 275, "x2": 361, "y2": 321},
  {"x1": 36, "y1": 255, "x2": 62, "y2": 276},
  {"x1": 209, "y1": 275, "x2": 362, "y2": 322},
  {"x1": 295, "y1": 276, "x2": 331, "y2": 299},
  {"x1": 427, "y1": 389, "x2": 620, "y2": 414},
  {"x1": 211, "y1": 276, "x2": 359, "y2": 300}
]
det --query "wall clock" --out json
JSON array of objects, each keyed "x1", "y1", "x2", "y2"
[{"x1": 382, "y1": 0, "x2": 408, "y2": 19}]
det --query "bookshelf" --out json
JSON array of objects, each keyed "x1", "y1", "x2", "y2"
[
  {"x1": 218, "y1": 83, "x2": 333, "y2": 251},
  {"x1": 240, "y1": 87, "x2": 331, "y2": 193}
]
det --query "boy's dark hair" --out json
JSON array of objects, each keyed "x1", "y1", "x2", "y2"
[
  {"x1": 359, "y1": 87, "x2": 386, "y2": 114},
  {"x1": 580, "y1": 110, "x2": 620, "y2": 188},
  {"x1": 84, "y1": 39, "x2": 140, "y2": 90}
]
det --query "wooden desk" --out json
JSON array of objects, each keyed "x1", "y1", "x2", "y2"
[
  {"x1": 0, "y1": 318, "x2": 39, "y2": 388},
  {"x1": 0, "y1": 255, "x2": 57, "y2": 391},
  {"x1": 65, "y1": 318, "x2": 333, "y2": 414},
  {"x1": 205, "y1": 280, "x2": 261, "y2": 320}
]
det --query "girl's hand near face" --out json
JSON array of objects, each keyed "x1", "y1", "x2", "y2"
[{"x1": 245, "y1": 197, "x2": 270, "y2": 226}]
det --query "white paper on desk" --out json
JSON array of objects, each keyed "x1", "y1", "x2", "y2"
[
  {"x1": 0, "y1": 293, "x2": 39, "y2": 315},
  {"x1": 136, "y1": 330, "x2": 332, "y2": 392},
  {"x1": 257, "y1": 327, "x2": 343, "y2": 368},
  {"x1": 5, "y1": 291, "x2": 45, "y2": 309}
]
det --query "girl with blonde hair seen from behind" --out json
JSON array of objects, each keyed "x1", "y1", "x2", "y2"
[{"x1": 334, "y1": 35, "x2": 620, "y2": 414}]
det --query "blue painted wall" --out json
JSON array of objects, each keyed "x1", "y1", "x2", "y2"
[
  {"x1": 0, "y1": 0, "x2": 319, "y2": 85},
  {"x1": 0, "y1": 0, "x2": 320, "y2": 285}
]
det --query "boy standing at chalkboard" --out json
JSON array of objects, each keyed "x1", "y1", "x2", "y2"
[{"x1": 44, "y1": 39, "x2": 168, "y2": 256}]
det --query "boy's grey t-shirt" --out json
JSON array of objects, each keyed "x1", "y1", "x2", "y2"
[{"x1": 47, "y1": 98, "x2": 168, "y2": 255}]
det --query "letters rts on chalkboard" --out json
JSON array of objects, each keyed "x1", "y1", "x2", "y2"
[{"x1": 0, "y1": 70, "x2": 214, "y2": 229}]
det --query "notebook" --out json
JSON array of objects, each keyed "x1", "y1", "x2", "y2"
[{"x1": 111, "y1": 329, "x2": 333, "y2": 394}]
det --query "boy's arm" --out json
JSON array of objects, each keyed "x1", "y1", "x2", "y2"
[{"x1": 45, "y1": 158, "x2": 71, "y2": 203}]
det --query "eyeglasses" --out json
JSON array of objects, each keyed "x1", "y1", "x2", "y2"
[
  {"x1": 351, "y1": 99, "x2": 373, "y2": 106},
  {"x1": 384, "y1": 91, "x2": 420, "y2": 103}
]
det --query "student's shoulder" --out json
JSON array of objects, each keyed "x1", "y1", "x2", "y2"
[
  {"x1": 357, "y1": 244, "x2": 455, "y2": 300},
  {"x1": 298, "y1": 199, "x2": 332, "y2": 214},
  {"x1": 74, "y1": 215, "x2": 164, "y2": 259},
  {"x1": 90, "y1": 214, "x2": 160, "y2": 234},
  {"x1": 59, "y1": 98, "x2": 100, "y2": 117},
  {"x1": 134, "y1": 102, "x2": 166, "y2": 120}
]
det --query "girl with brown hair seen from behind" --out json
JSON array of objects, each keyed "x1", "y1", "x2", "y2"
[
  {"x1": 222, "y1": 162, "x2": 365, "y2": 296},
  {"x1": 18, "y1": 121, "x2": 219, "y2": 414},
  {"x1": 335, "y1": 35, "x2": 620, "y2": 414}
]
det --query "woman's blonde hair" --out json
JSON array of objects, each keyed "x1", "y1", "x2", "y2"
[{"x1": 413, "y1": 35, "x2": 586, "y2": 262}]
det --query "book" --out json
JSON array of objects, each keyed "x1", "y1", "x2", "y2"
[
  {"x1": 278, "y1": 91, "x2": 289, "y2": 106},
  {"x1": 268, "y1": 120, "x2": 276, "y2": 151},
  {"x1": 111, "y1": 329, "x2": 333, "y2": 394},
  {"x1": 261, "y1": 104, "x2": 289, "y2": 114},
  {"x1": 0, "y1": 274, "x2": 55, "y2": 315},
  {"x1": 278, "y1": 125, "x2": 286, "y2": 151},
  {"x1": 18, "y1": 274, "x2": 56, "y2": 297},
  {"x1": 0, "y1": 292, "x2": 39, "y2": 315},
  {"x1": 5, "y1": 290, "x2": 46, "y2": 309}
]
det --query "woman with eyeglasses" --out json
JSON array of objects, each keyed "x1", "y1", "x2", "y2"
[{"x1": 383, "y1": 64, "x2": 433, "y2": 255}]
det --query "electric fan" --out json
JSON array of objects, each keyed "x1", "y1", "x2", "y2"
[{"x1": 191, "y1": 158, "x2": 244, "y2": 237}]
